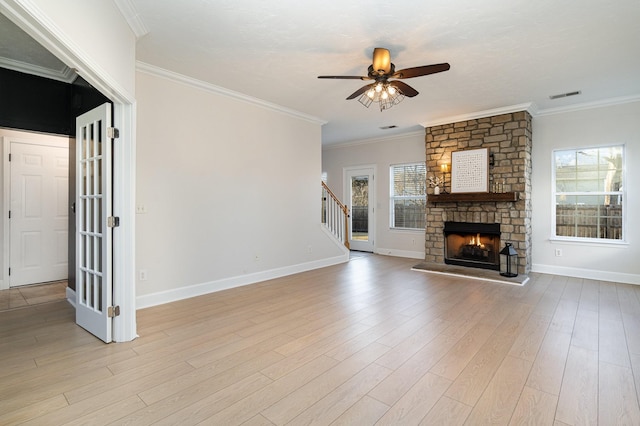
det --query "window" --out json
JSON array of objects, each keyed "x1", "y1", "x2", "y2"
[
  {"x1": 390, "y1": 163, "x2": 426, "y2": 229},
  {"x1": 553, "y1": 145, "x2": 624, "y2": 241}
]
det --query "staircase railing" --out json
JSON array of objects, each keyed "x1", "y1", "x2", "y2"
[{"x1": 321, "y1": 181, "x2": 350, "y2": 249}]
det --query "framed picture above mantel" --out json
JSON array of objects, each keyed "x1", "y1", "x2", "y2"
[{"x1": 451, "y1": 148, "x2": 489, "y2": 193}]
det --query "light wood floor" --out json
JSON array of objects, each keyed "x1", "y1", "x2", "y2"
[
  {"x1": 1, "y1": 255, "x2": 640, "y2": 425},
  {"x1": 0, "y1": 280, "x2": 67, "y2": 312}
]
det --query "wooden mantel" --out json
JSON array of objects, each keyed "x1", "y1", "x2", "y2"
[{"x1": 428, "y1": 192, "x2": 519, "y2": 203}]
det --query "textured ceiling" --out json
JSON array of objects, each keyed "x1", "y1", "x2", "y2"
[
  {"x1": 2, "y1": 1, "x2": 640, "y2": 145},
  {"x1": 0, "y1": 13, "x2": 74, "y2": 82},
  {"x1": 130, "y1": 0, "x2": 640, "y2": 145}
]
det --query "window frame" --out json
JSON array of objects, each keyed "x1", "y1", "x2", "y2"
[
  {"x1": 389, "y1": 162, "x2": 427, "y2": 231},
  {"x1": 551, "y1": 143, "x2": 626, "y2": 244}
]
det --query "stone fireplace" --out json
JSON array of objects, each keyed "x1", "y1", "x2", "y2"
[{"x1": 425, "y1": 111, "x2": 532, "y2": 275}]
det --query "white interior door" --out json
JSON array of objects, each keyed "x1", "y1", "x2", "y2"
[
  {"x1": 345, "y1": 167, "x2": 375, "y2": 252},
  {"x1": 75, "y1": 103, "x2": 113, "y2": 343},
  {"x1": 9, "y1": 142, "x2": 69, "y2": 286}
]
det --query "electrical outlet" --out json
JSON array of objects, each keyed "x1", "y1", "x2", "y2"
[
  {"x1": 139, "y1": 269, "x2": 148, "y2": 281},
  {"x1": 555, "y1": 248, "x2": 562, "y2": 257},
  {"x1": 136, "y1": 204, "x2": 147, "y2": 214},
  {"x1": 254, "y1": 254, "x2": 260, "y2": 262}
]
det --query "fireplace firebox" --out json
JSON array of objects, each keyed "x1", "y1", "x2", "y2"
[{"x1": 444, "y1": 222, "x2": 500, "y2": 270}]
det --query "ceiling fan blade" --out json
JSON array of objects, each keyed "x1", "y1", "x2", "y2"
[
  {"x1": 390, "y1": 81, "x2": 419, "y2": 97},
  {"x1": 392, "y1": 63, "x2": 450, "y2": 79},
  {"x1": 318, "y1": 75, "x2": 371, "y2": 80},
  {"x1": 346, "y1": 83, "x2": 375, "y2": 100}
]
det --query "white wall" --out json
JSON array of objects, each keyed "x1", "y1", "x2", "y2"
[
  {"x1": 322, "y1": 132, "x2": 427, "y2": 259},
  {"x1": 135, "y1": 70, "x2": 347, "y2": 307},
  {"x1": 531, "y1": 101, "x2": 640, "y2": 284}
]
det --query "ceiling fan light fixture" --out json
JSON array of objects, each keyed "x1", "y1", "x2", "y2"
[
  {"x1": 358, "y1": 92, "x2": 375, "y2": 108},
  {"x1": 379, "y1": 90, "x2": 404, "y2": 111},
  {"x1": 358, "y1": 82, "x2": 404, "y2": 111},
  {"x1": 320, "y1": 47, "x2": 448, "y2": 112}
]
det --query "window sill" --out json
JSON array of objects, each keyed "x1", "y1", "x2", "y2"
[{"x1": 549, "y1": 237, "x2": 628, "y2": 248}]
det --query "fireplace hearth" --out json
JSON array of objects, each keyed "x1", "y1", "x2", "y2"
[{"x1": 444, "y1": 222, "x2": 500, "y2": 271}]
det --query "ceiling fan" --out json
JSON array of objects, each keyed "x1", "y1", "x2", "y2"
[{"x1": 318, "y1": 47, "x2": 450, "y2": 111}]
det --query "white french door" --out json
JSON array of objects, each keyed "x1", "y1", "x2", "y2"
[
  {"x1": 345, "y1": 167, "x2": 375, "y2": 252},
  {"x1": 75, "y1": 103, "x2": 113, "y2": 343}
]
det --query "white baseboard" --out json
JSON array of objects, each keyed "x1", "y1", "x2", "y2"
[
  {"x1": 531, "y1": 263, "x2": 640, "y2": 285},
  {"x1": 136, "y1": 254, "x2": 349, "y2": 310},
  {"x1": 375, "y1": 248, "x2": 425, "y2": 259},
  {"x1": 66, "y1": 286, "x2": 76, "y2": 308}
]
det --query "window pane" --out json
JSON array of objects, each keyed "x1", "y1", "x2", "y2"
[
  {"x1": 555, "y1": 194, "x2": 623, "y2": 240},
  {"x1": 599, "y1": 146, "x2": 623, "y2": 191},
  {"x1": 390, "y1": 163, "x2": 426, "y2": 229},
  {"x1": 554, "y1": 145, "x2": 624, "y2": 241},
  {"x1": 351, "y1": 176, "x2": 369, "y2": 240},
  {"x1": 555, "y1": 150, "x2": 577, "y2": 192},
  {"x1": 393, "y1": 164, "x2": 426, "y2": 196},
  {"x1": 351, "y1": 176, "x2": 368, "y2": 208},
  {"x1": 575, "y1": 149, "x2": 601, "y2": 192},
  {"x1": 555, "y1": 147, "x2": 624, "y2": 193},
  {"x1": 393, "y1": 199, "x2": 426, "y2": 229}
]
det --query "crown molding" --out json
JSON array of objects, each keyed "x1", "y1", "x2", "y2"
[
  {"x1": 113, "y1": 0, "x2": 148, "y2": 39},
  {"x1": 535, "y1": 94, "x2": 640, "y2": 117},
  {"x1": 421, "y1": 103, "x2": 537, "y2": 128},
  {"x1": 326, "y1": 94, "x2": 640, "y2": 149},
  {"x1": 322, "y1": 130, "x2": 425, "y2": 150},
  {"x1": 0, "y1": 56, "x2": 75, "y2": 82},
  {"x1": 420, "y1": 94, "x2": 640, "y2": 128},
  {"x1": 136, "y1": 61, "x2": 327, "y2": 125}
]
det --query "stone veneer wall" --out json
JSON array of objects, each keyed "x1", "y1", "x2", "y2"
[{"x1": 425, "y1": 111, "x2": 532, "y2": 275}]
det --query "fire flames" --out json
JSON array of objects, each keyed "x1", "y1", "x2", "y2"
[{"x1": 469, "y1": 233, "x2": 485, "y2": 249}]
